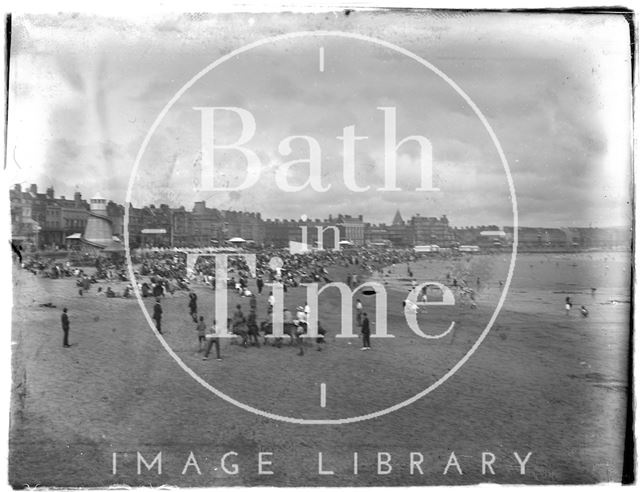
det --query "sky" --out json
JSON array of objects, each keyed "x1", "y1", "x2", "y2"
[{"x1": 5, "y1": 11, "x2": 633, "y2": 228}]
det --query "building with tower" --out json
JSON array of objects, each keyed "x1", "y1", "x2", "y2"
[
  {"x1": 387, "y1": 210, "x2": 412, "y2": 247},
  {"x1": 69, "y1": 193, "x2": 124, "y2": 254}
]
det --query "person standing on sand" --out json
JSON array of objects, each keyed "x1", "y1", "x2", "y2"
[
  {"x1": 360, "y1": 312, "x2": 371, "y2": 351},
  {"x1": 188, "y1": 293, "x2": 198, "y2": 323},
  {"x1": 295, "y1": 305, "x2": 307, "y2": 356},
  {"x1": 316, "y1": 320, "x2": 327, "y2": 351},
  {"x1": 232, "y1": 304, "x2": 246, "y2": 333},
  {"x1": 267, "y1": 291, "x2": 275, "y2": 314},
  {"x1": 565, "y1": 296, "x2": 572, "y2": 316},
  {"x1": 61, "y1": 307, "x2": 71, "y2": 347},
  {"x1": 202, "y1": 321, "x2": 221, "y2": 360},
  {"x1": 153, "y1": 298, "x2": 163, "y2": 334},
  {"x1": 247, "y1": 309, "x2": 260, "y2": 347},
  {"x1": 257, "y1": 276, "x2": 264, "y2": 295},
  {"x1": 196, "y1": 316, "x2": 206, "y2": 352}
]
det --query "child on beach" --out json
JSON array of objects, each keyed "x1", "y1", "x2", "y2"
[{"x1": 196, "y1": 316, "x2": 206, "y2": 351}]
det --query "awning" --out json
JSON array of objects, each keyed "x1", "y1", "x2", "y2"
[
  {"x1": 66, "y1": 233, "x2": 82, "y2": 239},
  {"x1": 141, "y1": 229, "x2": 167, "y2": 234},
  {"x1": 228, "y1": 237, "x2": 246, "y2": 243}
]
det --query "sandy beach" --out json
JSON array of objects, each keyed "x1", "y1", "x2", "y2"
[{"x1": 9, "y1": 251, "x2": 630, "y2": 486}]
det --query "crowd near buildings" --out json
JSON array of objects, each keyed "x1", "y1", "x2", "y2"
[{"x1": 10, "y1": 183, "x2": 631, "y2": 252}]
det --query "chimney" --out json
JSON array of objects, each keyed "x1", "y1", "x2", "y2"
[
  {"x1": 74, "y1": 191, "x2": 82, "y2": 202},
  {"x1": 13, "y1": 184, "x2": 21, "y2": 192},
  {"x1": 46, "y1": 187, "x2": 54, "y2": 199},
  {"x1": 30, "y1": 184, "x2": 37, "y2": 194}
]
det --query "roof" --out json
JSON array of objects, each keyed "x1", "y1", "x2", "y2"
[{"x1": 392, "y1": 210, "x2": 404, "y2": 226}]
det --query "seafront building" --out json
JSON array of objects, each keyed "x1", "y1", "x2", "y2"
[{"x1": 9, "y1": 183, "x2": 631, "y2": 252}]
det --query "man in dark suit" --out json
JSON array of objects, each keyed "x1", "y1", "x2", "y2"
[
  {"x1": 188, "y1": 293, "x2": 198, "y2": 322},
  {"x1": 153, "y1": 298, "x2": 163, "y2": 334},
  {"x1": 202, "y1": 321, "x2": 221, "y2": 361},
  {"x1": 61, "y1": 307, "x2": 71, "y2": 347},
  {"x1": 360, "y1": 312, "x2": 371, "y2": 351},
  {"x1": 256, "y1": 276, "x2": 264, "y2": 295}
]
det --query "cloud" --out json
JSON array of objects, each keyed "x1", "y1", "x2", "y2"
[{"x1": 7, "y1": 11, "x2": 632, "y2": 229}]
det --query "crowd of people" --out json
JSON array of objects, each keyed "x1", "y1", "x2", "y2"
[
  {"x1": 17, "y1": 244, "x2": 599, "y2": 360},
  {"x1": 35, "y1": 245, "x2": 421, "y2": 358},
  {"x1": 20, "y1": 246, "x2": 424, "y2": 293}
]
